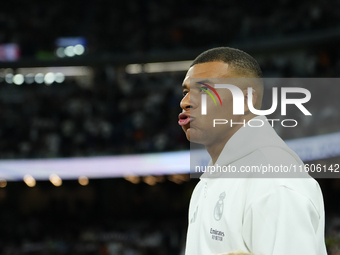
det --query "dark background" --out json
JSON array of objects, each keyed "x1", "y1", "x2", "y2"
[{"x1": 1, "y1": 0, "x2": 340, "y2": 254}]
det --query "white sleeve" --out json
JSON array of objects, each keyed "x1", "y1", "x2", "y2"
[{"x1": 242, "y1": 186, "x2": 327, "y2": 255}]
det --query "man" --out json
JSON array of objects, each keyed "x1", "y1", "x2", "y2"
[{"x1": 179, "y1": 47, "x2": 327, "y2": 255}]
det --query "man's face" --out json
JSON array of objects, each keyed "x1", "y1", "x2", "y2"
[{"x1": 179, "y1": 61, "x2": 247, "y2": 146}]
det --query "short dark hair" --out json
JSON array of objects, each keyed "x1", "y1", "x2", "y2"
[{"x1": 191, "y1": 47, "x2": 262, "y2": 78}]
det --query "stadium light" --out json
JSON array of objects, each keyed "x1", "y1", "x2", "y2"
[
  {"x1": 49, "y1": 174, "x2": 62, "y2": 187},
  {"x1": 168, "y1": 174, "x2": 189, "y2": 184},
  {"x1": 35, "y1": 73, "x2": 44, "y2": 84},
  {"x1": 25, "y1": 74, "x2": 35, "y2": 84},
  {"x1": 64, "y1": 46, "x2": 75, "y2": 57},
  {"x1": 0, "y1": 179, "x2": 7, "y2": 188},
  {"x1": 23, "y1": 175, "x2": 36, "y2": 187},
  {"x1": 55, "y1": 72, "x2": 65, "y2": 83},
  {"x1": 1, "y1": 67, "x2": 91, "y2": 85},
  {"x1": 13, "y1": 74, "x2": 24, "y2": 85},
  {"x1": 5, "y1": 73, "x2": 13, "y2": 83},
  {"x1": 44, "y1": 72, "x2": 55, "y2": 85},
  {"x1": 143, "y1": 176, "x2": 157, "y2": 186},
  {"x1": 73, "y1": 44, "x2": 85, "y2": 55},
  {"x1": 56, "y1": 47, "x2": 65, "y2": 58},
  {"x1": 17, "y1": 66, "x2": 91, "y2": 77},
  {"x1": 125, "y1": 60, "x2": 193, "y2": 74},
  {"x1": 124, "y1": 175, "x2": 140, "y2": 184},
  {"x1": 78, "y1": 176, "x2": 89, "y2": 186},
  {"x1": 55, "y1": 37, "x2": 86, "y2": 58}
]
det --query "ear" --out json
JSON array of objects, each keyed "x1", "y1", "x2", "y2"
[{"x1": 243, "y1": 88, "x2": 257, "y2": 114}]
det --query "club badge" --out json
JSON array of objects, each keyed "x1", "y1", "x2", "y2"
[{"x1": 214, "y1": 192, "x2": 226, "y2": 221}]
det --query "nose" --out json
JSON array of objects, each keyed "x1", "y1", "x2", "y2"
[{"x1": 180, "y1": 92, "x2": 191, "y2": 111}]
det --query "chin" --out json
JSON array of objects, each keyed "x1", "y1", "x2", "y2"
[
  {"x1": 182, "y1": 127, "x2": 190, "y2": 142},
  {"x1": 185, "y1": 128, "x2": 206, "y2": 145},
  {"x1": 185, "y1": 128, "x2": 191, "y2": 141}
]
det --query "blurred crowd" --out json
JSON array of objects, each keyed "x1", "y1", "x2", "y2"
[
  {"x1": 0, "y1": 176, "x2": 338, "y2": 255},
  {"x1": 1, "y1": 47, "x2": 340, "y2": 159},
  {"x1": 0, "y1": 71, "x2": 187, "y2": 159},
  {"x1": 0, "y1": 177, "x2": 193, "y2": 255},
  {"x1": 327, "y1": 213, "x2": 340, "y2": 255},
  {"x1": 0, "y1": 207, "x2": 340, "y2": 255},
  {"x1": 1, "y1": 0, "x2": 340, "y2": 56},
  {"x1": 0, "y1": 217, "x2": 186, "y2": 255}
]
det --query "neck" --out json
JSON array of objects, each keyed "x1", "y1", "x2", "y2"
[{"x1": 205, "y1": 114, "x2": 256, "y2": 165}]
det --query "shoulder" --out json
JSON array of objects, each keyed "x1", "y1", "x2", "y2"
[
  {"x1": 244, "y1": 177, "x2": 323, "y2": 219},
  {"x1": 257, "y1": 146, "x2": 302, "y2": 165},
  {"x1": 239, "y1": 146, "x2": 322, "y2": 211},
  {"x1": 234, "y1": 146, "x2": 302, "y2": 168}
]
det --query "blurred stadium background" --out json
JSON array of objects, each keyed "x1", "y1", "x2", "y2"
[{"x1": 1, "y1": 0, "x2": 340, "y2": 254}]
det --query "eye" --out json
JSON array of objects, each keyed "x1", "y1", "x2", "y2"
[
  {"x1": 183, "y1": 90, "x2": 188, "y2": 97},
  {"x1": 197, "y1": 86, "x2": 209, "y2": 93}
]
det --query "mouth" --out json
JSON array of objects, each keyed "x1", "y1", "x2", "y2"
[{"x1": 178, "y1": 113, "x2": 192, "y2": 126}]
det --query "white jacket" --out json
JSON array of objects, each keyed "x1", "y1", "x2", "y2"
[{"x1": 185, "y1": 116, "x2": 327, "y2": 255}]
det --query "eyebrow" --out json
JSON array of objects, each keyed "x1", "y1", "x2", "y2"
[
  {"x1": 182, "y1": 79, "x2": 214, "y2": 89},
  {"x1": 196, "y1": 79, "x2": 212, "y2": 85}
]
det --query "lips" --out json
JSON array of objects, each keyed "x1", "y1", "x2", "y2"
[{"x1": 178, "y1": 113, "x2": 192, "y2": 126}]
